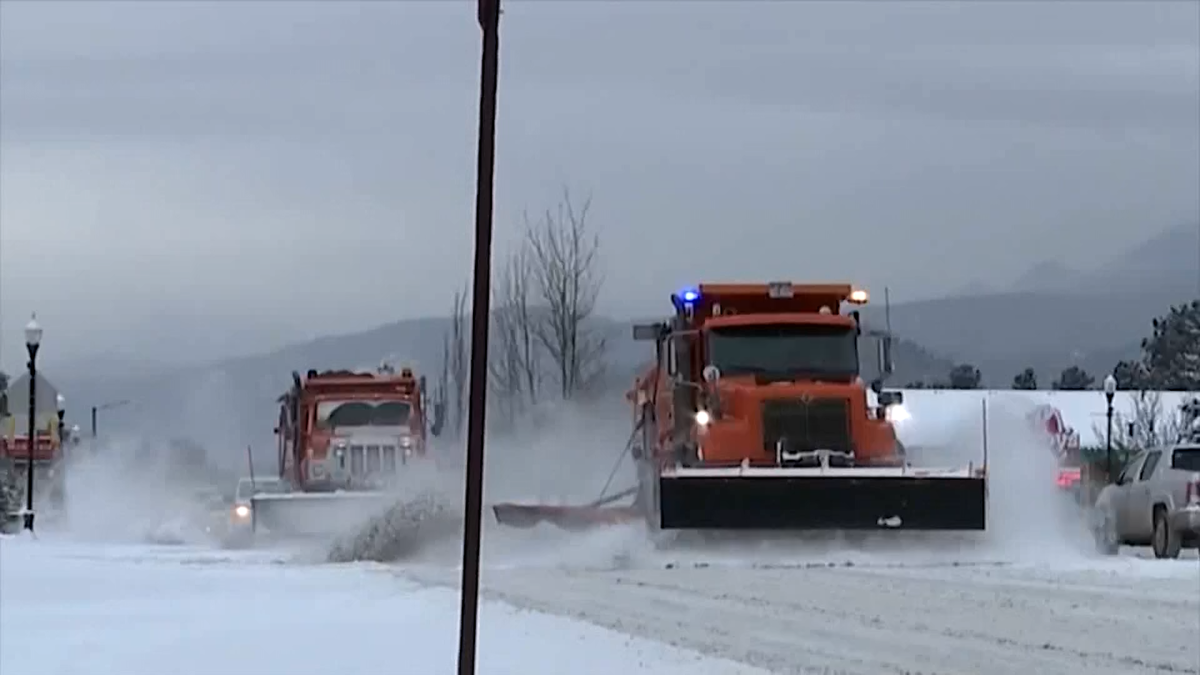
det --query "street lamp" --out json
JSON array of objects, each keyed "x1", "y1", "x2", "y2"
[
  {"x1": 91, "y1": 399, "x2": 131, "y2": 451},
  {"x1": 23, "y1": 314, "x2": 43, "y2": 533},
  {"x1": 1103, "y1": 374, "x2": 1117, "y2": 484},
  {"x1": 56, "y1": 394, "x2": 67, "y2": 449}
]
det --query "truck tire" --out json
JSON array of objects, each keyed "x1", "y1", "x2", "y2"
[{"x1": 1151, "y1": 506, "x2": 1182, "y2": 559}]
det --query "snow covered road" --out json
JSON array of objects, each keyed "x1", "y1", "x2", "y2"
[
  {"x1": 0, "y1": 536, "x2": 766, "y2": 675},
  {"x1": 4, "y1": 516, "x2": 1198, "y2": 675},
  {"x1": 401, "y1": 527, "x2": 1200, "y2": 675}
]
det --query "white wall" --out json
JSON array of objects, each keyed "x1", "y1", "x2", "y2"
[{"x1": 888, "y1": 389, "x2": 1200, "y2": 448}]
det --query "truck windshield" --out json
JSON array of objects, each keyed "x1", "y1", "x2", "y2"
[
  {"x1": 315, "y1": 400, "x2": 412, "y2": 429},
  {"x1": 706, "y1": 323, "x2": 858, "y2": 378}
]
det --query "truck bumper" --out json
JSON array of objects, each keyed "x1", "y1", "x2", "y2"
[{"x1": 1168, "y1": 506, "x2": 1200, "y2": 536}]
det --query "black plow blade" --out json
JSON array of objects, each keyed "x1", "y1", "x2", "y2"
[{"x1": 657, "y1": 474, "x2": 987, "y2": 531}]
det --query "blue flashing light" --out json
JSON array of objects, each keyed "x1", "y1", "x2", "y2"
[{"x1": 679, "y1": 287, "x2": 700, "y2": 303}]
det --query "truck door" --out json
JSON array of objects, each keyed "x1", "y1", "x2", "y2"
[
  {"x1": 1113, "y1": 451, "x2": 1146, "y2": 538},
  {"x1": 1127, "y1": 450, "x2": 1162, "y2": 541}
]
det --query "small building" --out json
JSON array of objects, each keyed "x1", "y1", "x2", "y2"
[{"x1": 2, "y1": 372, "x2": 62, "y2": 445}]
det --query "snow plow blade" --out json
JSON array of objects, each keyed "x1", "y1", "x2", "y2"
[
  {"x1": 658, "y1": 467, "x2": 987, "y2": 531},
  {"x1": 491, "y1": 486, "x2": 643, "y2": 530},
  {"x1": 250, "y1": 491, "x2": 393, "y2": 538},
  {"x1": 492, "y1": 503, "x2": 642, "y2": 530}
]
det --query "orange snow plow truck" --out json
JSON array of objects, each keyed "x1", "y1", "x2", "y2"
[
  {"x1": 247, "y1": 365, "x2": 444, "y2": 538},
  {"x1": 494, "y1": 282, "x2": 988, "y2": 532}
]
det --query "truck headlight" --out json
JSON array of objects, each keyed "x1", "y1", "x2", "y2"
[
  {"x1": 234, "y1": 505, "x2": 250, "y2": 519},
  {"x1": 695, "y1": 410, "x2": 712, "y2": 427}
]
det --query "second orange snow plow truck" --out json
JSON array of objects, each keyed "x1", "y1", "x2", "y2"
[
  {"x1": 494, "y1": 282, "x2": 988, "y2": 532},
  {"x1": 247, "y1": 364, "x2": 444, "y2": 537}
]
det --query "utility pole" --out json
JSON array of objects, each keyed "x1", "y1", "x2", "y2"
[
  {"x1": 90, "y1": 399, "x2": 131, "y2": 453},
  {"x1": 457, "y1": 0, "x2": 501, "y2": 673}
]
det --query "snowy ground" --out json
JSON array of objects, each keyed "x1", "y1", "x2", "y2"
[
  {"x1": 406, "y1": 535, "x2": 1200, "y2": 675},
  {"x1": 7, "y1": 523, "x2": 1195, "y2": 675},
  {"x1": 0, "y1": 535, "x2": 766, "y2": 675}
]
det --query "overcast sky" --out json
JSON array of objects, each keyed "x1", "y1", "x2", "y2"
[{"x1": 2, "y1": 0, "x2": 1197, "y2": 369}]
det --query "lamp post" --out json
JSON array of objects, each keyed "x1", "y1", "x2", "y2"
[
  {"x1": 57, "y1": 394, "x2": 66, "y2": 443},
  {"x1": 1103, "y1": 374, "x2": 1117, "y2": 484},
  {"x1": 54, "y1": 394, "x2": 67, "y2": 510},
  {"x1": 24, "y1": 314, "x2": 43, "y2": 532}
]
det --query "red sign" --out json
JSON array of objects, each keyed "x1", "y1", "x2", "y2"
[{"x1": 1, "y1": 436, "x2": 57, "y2": 461}]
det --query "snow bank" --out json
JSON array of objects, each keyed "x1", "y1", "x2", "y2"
[{"x1": 0, "y1": 536, "x2": 766, "y2": 675}]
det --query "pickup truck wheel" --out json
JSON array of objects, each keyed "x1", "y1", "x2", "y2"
[{"x1": 1151, "y1": 506, "x2": 1182, "y2": 560}]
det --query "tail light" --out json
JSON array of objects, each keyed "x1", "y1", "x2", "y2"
[
  {"x1": 1186, "y1": 474, "x2": 1200, "y2": 506},
  {"x1": 1056, "y1": 468, "x2": 1081, "y2": 488}
]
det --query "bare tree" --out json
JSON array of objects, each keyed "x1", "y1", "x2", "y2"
[
  {"x1": 525, "y1": 188, "x2": 607, "y2": 400},
  {"x1": 489, "y1": 268, "x2": 523, "y2": 427},
  {"x1": 445, "y1": 285, "x2": 469, "y2": 438},
  {"x1": 1091, "y1": 390, "x2": 1186, "y2": 456},
  {"x1": 434, "y1": 335, "x2": 450, "y2": 433},
  {"x1": 488, "y1": 243, "x2": 543, "y2": 426}
]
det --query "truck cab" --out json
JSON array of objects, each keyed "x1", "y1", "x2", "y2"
[{"x1": 630, "y1": 282, "x2": 905, "y2": 470}]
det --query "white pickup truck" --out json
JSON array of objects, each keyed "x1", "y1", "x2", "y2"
[{"x1": 1092, "y1": 443, "x2": 1200, "y2": 559}]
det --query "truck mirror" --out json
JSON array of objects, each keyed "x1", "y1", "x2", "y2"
[
  {"x1": 876, "y1": 336, "x2": 895, "y2": 376},
  {"x1": 633, "y1": 323, "x2": 663, "y2": 341},
  {"x1": 0, "y1": 393, "x2": 7, "y2": 417},
  {"x1": 878, "y1": 391, "x2": 903, "y2": 407}
]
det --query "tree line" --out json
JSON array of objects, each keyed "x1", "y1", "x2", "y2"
[{"x1": 904, "y1": 299, "x2": 1200, "y2": 392}]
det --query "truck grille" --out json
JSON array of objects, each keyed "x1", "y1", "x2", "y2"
[
  {"x1": 760, "y1": 397, "x2": 853, "y2": 456},
  {"x1": 348, "y1": 444, "x2": 398, "y2": 477}
]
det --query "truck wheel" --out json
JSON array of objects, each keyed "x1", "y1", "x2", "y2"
[{"x1": 1151, "y1": 507, "x2": 1182, "y2": 559}]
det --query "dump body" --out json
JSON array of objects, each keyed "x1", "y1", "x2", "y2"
[{"x1": 627, "y1": 282, "x2": 987, "y2": 531}]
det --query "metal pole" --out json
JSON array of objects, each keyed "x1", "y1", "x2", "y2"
[
  {"x1": 24, "y1": 345, "x2": 39, "y2": 532},
  {"x1": 1105, "y1": 402, "x2": 1114, "y2": 482},
  {"x1": 458, "y1": 0, "x2": 500, "y2": 672},
  {"x1": 247, "y1": 445, "x2": 257, "y2": 490},
  {"x1": 91, "y1": 405, "x2": 97, "y2": 440},
  {"x1": 981, "y1": 396, "x2": 989, "y2": 472}
]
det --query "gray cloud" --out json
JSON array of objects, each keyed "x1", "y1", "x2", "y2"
[{"x1": 2, "y1": 0, "x2": 1197, "y2": 367}]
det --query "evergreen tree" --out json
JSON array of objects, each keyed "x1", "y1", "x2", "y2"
[
  {"x1": 1011, "y1": 367, "x2": 1038, "y2": 390},
  {"x1": 1053, "y1": 366, "x2": 1095, "y2": 390},
  {"x1": 948, "y1": 364, "x2": 982, "y2": 389}
]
